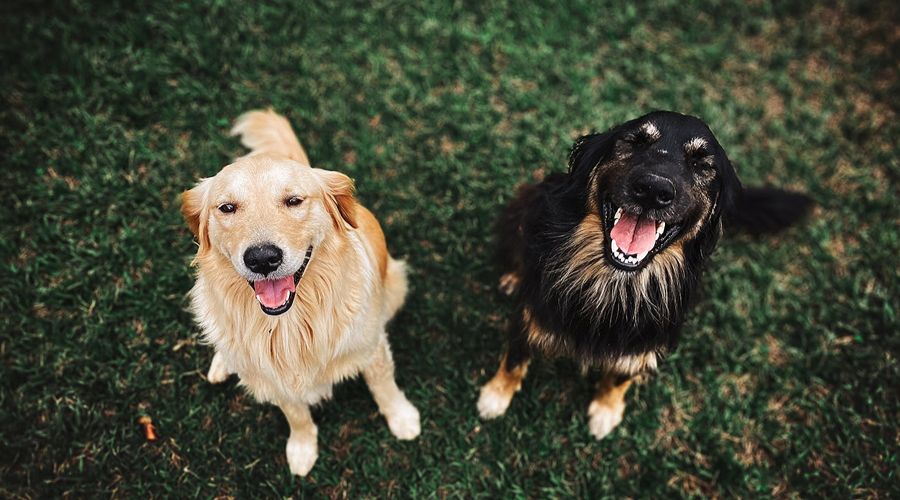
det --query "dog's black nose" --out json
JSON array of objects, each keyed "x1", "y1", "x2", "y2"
[
  {"x1": 243, "y1": 244, "x2": 283, "y2": 276},
  {"x1": 630, "y1": 174, "x2": 675, "y2": 209}
]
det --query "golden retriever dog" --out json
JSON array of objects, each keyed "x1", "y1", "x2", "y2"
[{"x1": 181, "y1": 109, "x2": 420, "y2": 476}]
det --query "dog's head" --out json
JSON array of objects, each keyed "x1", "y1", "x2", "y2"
[
  {"x1": 569, "y1": 111, "x2": 741, "y2": 272},
  {"x1": 181, "y1": 156, "x2": 357, "y2": 315}
]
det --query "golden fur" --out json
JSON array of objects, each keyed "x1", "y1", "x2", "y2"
[{"x1": 182, "y1": 110, "x2": 419, "y2": 477}]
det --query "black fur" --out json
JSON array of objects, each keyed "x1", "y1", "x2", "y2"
[
  {"x1": 727, "y1": 187, "x2": 814, "y2": 234},
  {"x1": 496, "y1": 111, "x2": 812, "y2": 375}
]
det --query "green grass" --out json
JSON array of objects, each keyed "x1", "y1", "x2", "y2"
[{"x1": 1, "y1": 0, "x2": 897, "y2": 497}]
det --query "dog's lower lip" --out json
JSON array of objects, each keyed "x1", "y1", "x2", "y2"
[{"x1": 259, "y1": 291, "x2": 295, "y2": 315}]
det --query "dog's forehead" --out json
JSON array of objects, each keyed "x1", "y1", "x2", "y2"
[
  {"x1": 638, "y1": 114, "x2": 718, "y2": 150},
  {"x1": 214, "y1": 158, "x2": 315, "y2": 198}
]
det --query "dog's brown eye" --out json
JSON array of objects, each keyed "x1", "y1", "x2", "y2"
[
  {"x1": 623, "y1": 132, "x2": 647, "y2": 145},
  {"x1": 285, "y1": 196, "x2": 303, "y2": 207},
  {"x1": 218, "y1": 203, "x2": 236, "y2": 213}
]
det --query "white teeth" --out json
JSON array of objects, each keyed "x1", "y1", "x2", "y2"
[
  {"x1": 256, "y1": 294, "x2": 263, "y2": 304},
  {"x1": 610, "y1": 238, "x2": 647, "y2": 266},
  {"x1": 614, "y1": 208, "x2": 622, "y2": 224},
  {"x1": 609, "y1": 218, "x2": 671, "y2": 267}
]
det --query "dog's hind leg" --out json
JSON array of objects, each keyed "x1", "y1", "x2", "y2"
[
  {"x1": 382, "y1": 257, "x2": 409, "y2": 320},
  {"x1": 280, "y1": 402, "x2": 319, "y2": 476},
  {"x1": 363, "y1": 340, "x2": 421, "y2": 440},
  {"x1": 477, "y1": 313, "x2": 531, "y2": 419},
  {"x1": 587, "y1": 373, "x2": 633, "y2": 440},
  {"x1": 206, "y1": 351, "x2": 233, "y2": 384},
  {"x1": 498, "y1": 272, "x2": 521, "y2": 296}
]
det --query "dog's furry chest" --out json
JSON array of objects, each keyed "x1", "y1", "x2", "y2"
[
  {"x1": 517, "y1": 230, "x2": 693, "y2": 373},
  {"x1": 229, "y1": 323, "x2": 379, "y2": 406},
  {"x1": 191, "y1": 271, "x2": 381, "y2": 405}
]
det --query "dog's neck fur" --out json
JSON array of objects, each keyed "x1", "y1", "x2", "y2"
[
  {"x1": 546, "y1": 213, "x2": 689, "y2": 329},
  {"x1": 191, "y1": 231, "x2": 377, "y2": 403}
]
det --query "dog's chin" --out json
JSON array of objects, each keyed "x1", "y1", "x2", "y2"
[
  {"x1": 601, "y1": 201, "x2": 682, "y2": 272},
  {"x1": 245, "y1": 246, "x2": 313, "y2": 316}
]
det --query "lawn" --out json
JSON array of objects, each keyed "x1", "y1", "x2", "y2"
[{"x1": 1, "y1": 0, "x2": 897, "y2": 497}]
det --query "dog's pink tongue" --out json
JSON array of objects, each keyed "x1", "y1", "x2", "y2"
[
  {"x1": 610, "y1": 212, "x2": 657, "y2": 255},
  {"x1": 253, "y1": 276, "x2": 295, "y2": 308}
]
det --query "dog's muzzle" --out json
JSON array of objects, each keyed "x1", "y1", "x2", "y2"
[{"x1": 247, "y1": 246, "x2": 313, "y2": 315}]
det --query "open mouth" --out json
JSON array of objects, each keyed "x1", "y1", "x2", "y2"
[
  {"x1": 247, "y1": 246, "x2": 313, "y2": 315},
  {"x1": 602, "y1": 202, "x2": 681, "y2": 271}
]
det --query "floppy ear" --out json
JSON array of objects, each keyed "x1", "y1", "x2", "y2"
[
  {"x1": 180, "y1": 179, "x2": 212, "y2": 257},
  {"x1": 712, "y1": 153, "x2": 743, "y2": 223},
  {"x1": 567, "y1": 131, "x2": 618, "y2": 180},
  {"x1": 318, "y1": 169, "x2": 358, "y2": 230},
  {"x1": 688, "y1": 154, "x2": 743, "y2": 264}
]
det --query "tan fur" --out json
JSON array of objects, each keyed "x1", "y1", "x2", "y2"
[
  {"x1": 640, "y1": 121, "x2": 661, "y2": 141},
  {"x1": 523, "y1": 299, "x2": 658, "y2": 377},
  {"x1": 183, "y1": 110, "x2": 418, "y2": 476},
  {"x1": 180, "y1": 181, "x2": 212, "y2": 259},
  {"x1": 487, "y1": 354, "x2": 530, "y2": 396},
  {"x1": 546, "y1": 212, "x2": 686, "y2": 332},
  {"x1": 477, "y1": 353, "x2": 531, "y2": 419},
  {"x1": 684, "y1": 137, "x2": 708, "y2": 154},
  {"x1": 522, "y1": 306, "x2": 570, "y2": 361},
  {"x1": 322, "y1": 169, "x2": 359, "y2": 230},
  {"x1": 593, "y1": 374, "x2": 633, "y2": 408},
  {"x1": 608, "y1": 352, "x2": 657, "y2": 375},
  {"x1": 355, "y1": 205, "x2": 389, "y2": 278},
  {"x1": 231, "y1": 108, "x2": 311, "y2": 165},
  {"x1": 587, "y1": 373, "x2": 634, "y2": 439},
  {"x1": 498, "y1": 272, "x2": 520, "y2": 295}
]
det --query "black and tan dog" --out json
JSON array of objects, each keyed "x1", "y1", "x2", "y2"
[{"x1": 477, "y1": 111, "x2": 812, "y2": 438}]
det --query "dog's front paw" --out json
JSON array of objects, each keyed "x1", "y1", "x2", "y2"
[
  {"x1": 587, "y1": 400, "x2": 625, "y2": 440},
  {"x1": 385, "y1": 399, "x2": 421, "y2": 440},
  {"x1": 286, "y1": 436, "x2": 318, "y2": 476},
  {"x1": 207, "y1": 352, "x2": 232, "y2": 384},
  {"x1": 477, "y1": 381, "x2": 514, "y2": 419}
]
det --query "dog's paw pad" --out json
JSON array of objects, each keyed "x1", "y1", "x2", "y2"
[
  {"x1": 477, "y1": 383, "x2": 513, "y2": 420},
  {"x1": 386, "y1": 400, "x2": 421, "y2": 440},
  {"x1": 207, "y1": 354, "x2": 232, "y2": 384},
  {"x1": 587, "y1": 400, "x2": 625, "y2": 440},
  {"x1": 286, "y1": 437, "x2": 318, "y2": 476}
]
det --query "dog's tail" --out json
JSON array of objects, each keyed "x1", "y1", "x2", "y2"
[
  {"x1": 383, "y1": 257, "x2": 409, "y2": 320},
  {"x1": 726, "y1": 186, "x2": 814, "y2": 234},
  {"x1": 230, "y1": 109, "x2": 311, "y2": 165}
]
